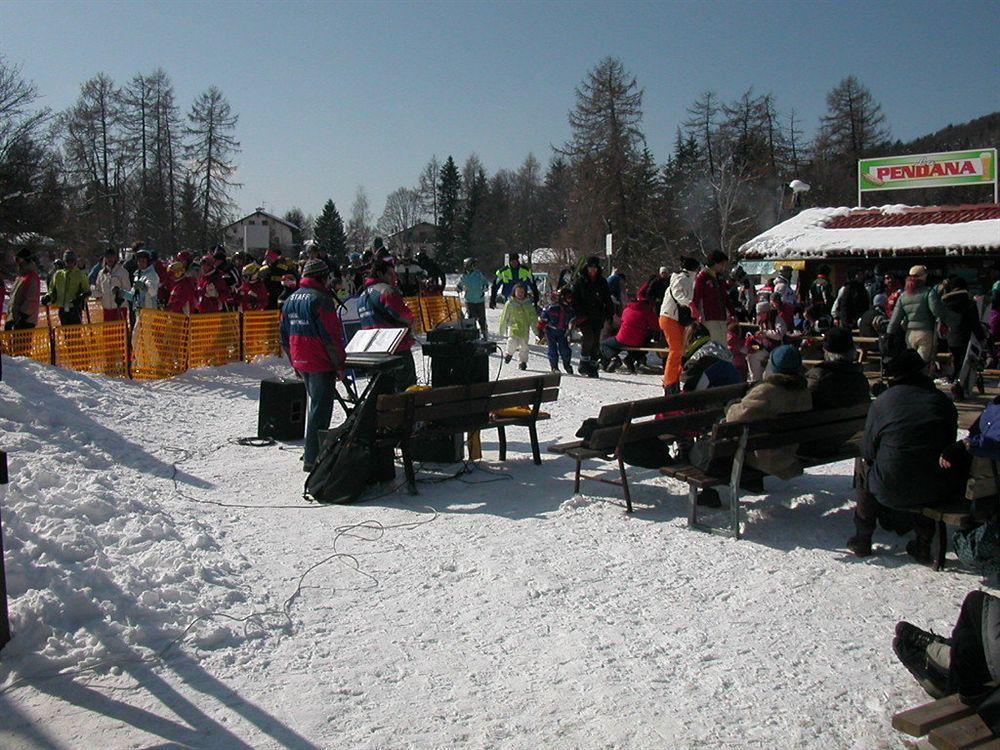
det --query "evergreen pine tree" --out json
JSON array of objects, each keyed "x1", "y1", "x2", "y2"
[
  {"x1": 436, "y1": 156, "x2": 461, "y2": 269},
  {"x1": 313, "y1": 199, "x2": 348, "y2": 264},
  {"x1": 284, "y1": 207, "x2": 306, "y2": 251}
]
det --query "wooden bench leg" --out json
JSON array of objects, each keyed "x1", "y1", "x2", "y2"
[
  {"x1": 933, "y1": 520, "x2": 947, "y2": 572},
  {"x1": 688, "y1": 483, "x2": 698, "y2": 528},
  {"x1": 574, "y1": 457, "x2": 582, "y2": 494},
  {"x1": 498, "y1": 426, "x2": 507, "y2": 461},
  {"x1": 401, "y1": 439, "x2": 418, "y2": 495},
  {"x1": 528, "y1": 422, "x2": 541, "y2": 465},
  {"x1": 619, "y1": 456, "x2": 633, "y2": 513}
]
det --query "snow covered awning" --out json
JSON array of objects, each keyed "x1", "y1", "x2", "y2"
[{"x1": 738, "y1": 204, "x2": 1000, "y2": 259}]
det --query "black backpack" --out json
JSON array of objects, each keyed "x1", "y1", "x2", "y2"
[{"x1": 304, "y1": 374, "x2": 394, "y2": 504}]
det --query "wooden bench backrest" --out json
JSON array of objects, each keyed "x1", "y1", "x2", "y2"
[
  {"x1": 586, "y1": 383, "x2": 748, "y2": 452},
  {"x1": 595, "y1": 383, "x2": 747, "y2": 426},
  {"x1": 376, "y1": 373, "x2": 561, "y2": 430},
  {"x1": 707, "y1": 401, "x2": 871, "y2": 460}
]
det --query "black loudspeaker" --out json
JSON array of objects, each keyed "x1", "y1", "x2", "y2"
[
  {"x1": 258, "y1": 379, "x2": 306, "y2": 440},
  {"x1": 410, "y1": 432, "x2": 465, "y2": 463}
]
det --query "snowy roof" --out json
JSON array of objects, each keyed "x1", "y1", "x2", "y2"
[
  {"x1": 738, "y1": 204, "x2": 1000, "y2": 259},
  {"x1": 223, "y1": 209, "x2": 298, "y2": 231}
]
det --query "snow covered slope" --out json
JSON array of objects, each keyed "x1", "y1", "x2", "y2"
[{"x1": 0, "y1": 338, "x2": 992, "y2": 749}]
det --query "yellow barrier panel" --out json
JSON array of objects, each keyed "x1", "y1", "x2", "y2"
[
  {"x1": 0, "y1": 327, "x2": 52, "y2": 365},
  {"x1": 132, "y1": 309, "x2": 189, "y2": 380},
  {"x1": 403, "y1": 296, "x2": 425, "y2": 334},
  {"x1": 420, "y1": 295, "x2": 462, "y2": 330},
  {"x1": 445, "y1": 295, "x2": 463, "y2": 319},
  {"x1": 53, "y1": 320, "x2": 129, "y2": 378},
  {"x1": 242, "y1": 310, "x2": 281, "y2": 361},
  {"x1": 188, "y1": 312, "x2": 240, "y2": 369},
  {"x1": 43, "y1": 306, "x2": 62, "y2": 328}
]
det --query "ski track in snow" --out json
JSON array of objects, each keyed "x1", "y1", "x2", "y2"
[{"x1": 0, "y1": 315, "x2": 994, "y2": 749}]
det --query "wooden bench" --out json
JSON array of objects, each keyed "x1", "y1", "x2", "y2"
[
  {"x1": 893, "y1": 694, "x2": 1000, "y2": 749},
  {"x1": 660, "y1": 402, "x2": 871, "y2": 538},
  {"x1": 376, "y1": 374, "x2": 561, "y2": 494},
  {"x1": 919, "y1": 458, "x2": 1000, "y2": 571},
  {"x1": 550, "y1": 384, "x2": 747, "y2": 512}
]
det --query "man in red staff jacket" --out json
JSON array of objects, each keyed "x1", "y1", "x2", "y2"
[{"x1": 280, "y1": 258, "x2": 347, "y2": 471}]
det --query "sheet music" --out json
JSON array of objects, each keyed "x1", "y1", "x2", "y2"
[{"x1": 345, "y1": 327, "x2": 407, "y2": 354}]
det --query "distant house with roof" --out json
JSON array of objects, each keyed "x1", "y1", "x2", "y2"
[
  {"x1": 737, "y1": 203, "x2": 1000, "y2": 291},
  {"x1": 387, "y1": 222, "x2": 439, "y2": 257},
  {"x1": 224, "y1": 208, "x2": 299, "y2": 254}
]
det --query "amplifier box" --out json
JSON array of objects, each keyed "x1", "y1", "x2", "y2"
[
  {"x1": 426, "y1": 319, "x2": 480, "y2": 344},
  {"x1": 258, "y1": 379, "x2": 306, "y2": 440}
]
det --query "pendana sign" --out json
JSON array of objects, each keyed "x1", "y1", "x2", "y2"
[{"x1": 858, "y1": 148, "x2": 996, "y2": 204}]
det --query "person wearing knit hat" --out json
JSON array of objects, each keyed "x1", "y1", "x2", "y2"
[
  {"x1": 694, "y1": 342, "x2": 813, "y2": 507},
  {"x1": 888, "y1": 264, "x2": 943, "y2": 365},
  {"x1": 572, "y1": 255, "x2": 614, "y2": 378},
  {"x1": 847, "y1": 346, "x2": 959, "y2": 562},
  {"x1": 802, "y1": 328, "x2": 870, "y2": 457},
  {"x1": 301, "y1": 258, "x2": 329, "y2": 279},
  {"x1": 279, "y1": 250, "x2": 347, "y2": 472}
]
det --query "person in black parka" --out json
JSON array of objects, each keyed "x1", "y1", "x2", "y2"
[
  {"x1": 800, "y1": 327, "x2": 871, "y2": 458},
  {"x1": 847, "y1": 348, "x2": 960, "y2": 563},
  {"x1": 572, "y1": 256, "x2": 614, "y2": 378}
]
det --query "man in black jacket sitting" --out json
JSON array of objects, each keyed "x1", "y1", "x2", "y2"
[
  {"x1": 847, "y1": 349, "x2": 960, "y2": 563},
  {"x1": 799, "y1": 328, "x2": 871, "y2": 458}
]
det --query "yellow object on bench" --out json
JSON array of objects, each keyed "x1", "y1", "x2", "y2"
[{"x1": 492, "y1": 406, "x2": 550, "y2": 419}]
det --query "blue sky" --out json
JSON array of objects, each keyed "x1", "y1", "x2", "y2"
[{"x1": 2, "y1": 0, "x2": 997, "y2": 222}]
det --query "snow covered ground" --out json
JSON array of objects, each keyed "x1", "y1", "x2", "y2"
[{"x1": 0, "y1": 315, "x2": 995, "y2": 749}]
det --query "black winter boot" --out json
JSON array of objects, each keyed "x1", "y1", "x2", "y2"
[{"x1": 846, "y1": 535, "x2": 873, "y2": 557}]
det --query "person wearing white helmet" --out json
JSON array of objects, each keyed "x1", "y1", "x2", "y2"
[{"x1": 457, "y1": 257, "x2": 490, "y2": 338}]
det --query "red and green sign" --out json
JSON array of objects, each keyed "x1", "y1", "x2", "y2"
[{"x1": 858, "y1": 149, "x2": 996, "y2": 200}]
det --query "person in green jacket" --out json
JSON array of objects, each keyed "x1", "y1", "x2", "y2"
[
  {"x1": 887, "y1": 264, "x2": 943, "y2": 365},
  {"x1": 498, "y1": 283, "x2": 538, "y2": 370},
  {"x1": 44, "y1": 250, "x2": 91, "y2": 325}
]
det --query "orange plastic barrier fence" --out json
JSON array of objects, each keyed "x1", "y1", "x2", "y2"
[
  {"x1": 0, "y1": 327, "x2": 52, "y2": 365},
  {"x1": 86, "y1": 299, "x2": 104, "y2": 323},
  {"x1": 53, "y1": 320, "x2": 129, "y2": 378},
  {"x1": 242, "y1": 310, "x2": 281, "y2": 362},
  {"x1": 188, "y1": 312, "x2": 240, "y2": 369},
  {"x1": 132, "y1": 309, "x2": 189, "y2": 380},
  {"x1": 43, "y1": 306, "x2": 62, "y2": 328}
]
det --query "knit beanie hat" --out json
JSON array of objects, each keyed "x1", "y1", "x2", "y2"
[
  {"x1": 302, "y1": 258, "x2": 329, "y2": 278},
  {"x1": 767, "y1": 344, "x2": 802, "y2": 375},
  {"x1": 823, "y1": 327, "x2": 854, "y2": 355},
  {"x1": 885, "y1": 348, "x2": 926, "y2": 380},
  {"x1": 873, "y1": 293, "x2": 888, "y2": 308}
]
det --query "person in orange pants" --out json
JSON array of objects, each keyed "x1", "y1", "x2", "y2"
[{"x1": 658, "y1": 256, "x2": 699, "y2": 393}]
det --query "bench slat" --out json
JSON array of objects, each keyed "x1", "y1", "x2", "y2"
[
  {"x1": 928, "y1": 713, "x2": 994, "y2": 749},
  {"x1": 587, "y1": 409, "x2": 724, "y2": 451},
  {"x1": 893, "y1": 695, "x2": 976, "y2": 737},
  {"x1": 378, "y1": 388, "x2": 559, "y2": 429},
  {"x1": 745, "y1": 418, "x2": 868, "y2": 452},
  {"x1": 596, "y1": 383, "x2": 747, "y2": 426},
  {"x1": 378, "y1": 374, "x2": 560, "y2": 411}
]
